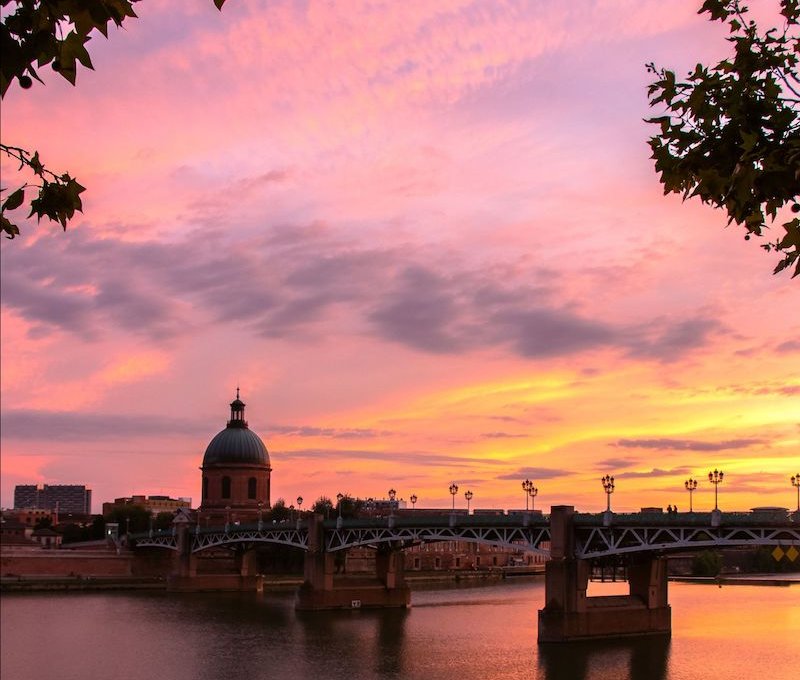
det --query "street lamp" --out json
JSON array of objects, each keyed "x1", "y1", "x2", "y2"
[
  {"x1": 522, "y1": 479, "x2": 533, "y2": 511},
  {"x1": 528, "y1": 485, "x2": 539, "y2": 512},
  {"x1": 601, "y1": 475, "x2": 615, "y2": 512},
  {"x1": 464, "y1": 490, "x2": 473, "y2": 514},
  {"x1": 410, "y1": 494, "x2": 418, "y2": 510},
  {"x1": 449, "y1": 483, "x2": 459, "y2": 511},
  {"x1": 684, "y1": 478, "x2": 698, "y2": 512},
  {"x1": 388, "y1": 488, "x2": 397, "y2": 517},
  {"x1": 791, "y1": 473, "x2": 800, "y2": 512},
  {"x1": 257, "y1": 501, "x2": 264, "y2": 530},
  {"x1": 225, "y1": 505, "x2": 231, "y2": 532},
  {"x1": 296, "y1": 496, "x2": 303, "y2": 513},
  {"x1": 336, "y1": 492, "x2": 344, "y2": 520},
  {"x1": 708, "y1": 469, "x2": 724, "y2": 510}
]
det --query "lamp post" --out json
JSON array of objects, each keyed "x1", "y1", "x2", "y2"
[
  {"x1": 388, "y1": 488, "x2": 397, "y2": 517},
  {"x1": 225, "y1": 505, "x2": 231, "y2": 532},
  {"x1": 601, "y1": 475, "x2": 615, "y2": 512},
  {"x1": 125, "y1": 517, "x2": 130, "y2": 542},
  {"x1": 149, "y1": 514, "x2": 154, "y2": 538},
  {"x1": 449, "y1": 483, "x2": 459, "y2": 511},
  {"x1": 296, "y1": 496, "x2": 303, "y2": 514},
  {"x1": 522, "y1": 479, "x2": 533, "y2": 511},
  {"x1": 708, "y1": 469, "x2": 724, "y2": 510},
  {"x1": 684, "y1": 478, "x2": 698, "y2": 512},
  {"x1": 410, "y1": 494, "x2": 418, "y2": 510},
  {"x1": 336, "y1": 493, "x2": 344, "y2": 520},
  {"x1": 257, "y1": 501, "x2": 264, "y2": 530},
  {"x1": 791, "y1": 473, "x2": 800, "y2": 512},
  {"x1": 464, "y1": 490, "x2": 473, "y2": 514},
  {"x1": 528, "y1": 485, "x2": 539, "y2": 512}
]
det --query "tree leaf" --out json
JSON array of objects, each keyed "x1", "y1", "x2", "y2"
[{"x1": 2, "y1": 187, "x2": 25, "y2": 211}]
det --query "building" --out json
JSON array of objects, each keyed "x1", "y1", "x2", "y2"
[
  {"x1": 5, "y1": 508, "x2": 57, "y2": 529},
  {"x1": 102, "y1": 495, "x2": 192, "y2": 517},
  {"x1": 13, "y1": 484, "x2": 92, "y2": 514},
  {"x1": 199, "y1": 391, "x2": 272, "y2": 524}
]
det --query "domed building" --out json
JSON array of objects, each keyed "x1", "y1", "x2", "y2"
[{"x1": 200, "y1": 391, "x2": 271, "y2": 522}]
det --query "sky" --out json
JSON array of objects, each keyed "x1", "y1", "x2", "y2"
[{"x1": 1, "y1": 0, "x2": 798, "y2": 515}]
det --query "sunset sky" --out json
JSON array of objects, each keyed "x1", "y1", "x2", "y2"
[{"x1": 1, "y1": 0, "x2": 798, "y2": 515}]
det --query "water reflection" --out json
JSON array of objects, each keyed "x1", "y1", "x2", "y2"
[
  {"x1": 538, "y1": 636, "x2": 670, "y2": 680},
  {"x1": 1, "y1": 582, "x2": 798, "y2": 680},
  {"x1": 295, "y1": 607, "x2": 409, "y2": 678}
]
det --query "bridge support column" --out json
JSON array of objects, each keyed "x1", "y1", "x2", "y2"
[
  {"x1": 295, "y1": 515, "x2": 410, "y2": 610},
  {"x1": 235, "y1": 549, "x2": 264, "y2": 593},
  {"x1": 167, "y1": 522, "x2": 197, "y2": 591},
  {"x1": 376, "y1": 548, "x2": 406, "y2": 589},
  {"x1": 538, "y1": 506, "x2": 671, "y2": 642}
]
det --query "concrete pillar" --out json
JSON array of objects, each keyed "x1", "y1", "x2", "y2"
[
  {"x1": 538, "y1": 506, "x2": 671, "y2": 642},
  {"x1": 174, "y1": 523, "x2": 196, "y2": 578},
  {"x1": 548, "y1": 506, "x2": 575, "y2": 559},
  {"x1": 296, "y1": 516, "x2": 410, "y2": 610},
  {"x1": 236, "y1": 549, "x2": 258, "y2": 578},
  {"x1": 302, "y1": 514, "x2": 335, "y2": 591},
  {"x1": 628, "y1": 556, "x2": 668, "y2": 609},
  {"x1": 376, "y1": 548, "x2": 406, "y2": 589}
]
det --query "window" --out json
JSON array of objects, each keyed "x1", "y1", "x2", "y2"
[
  {"x1": 434, "y1": 557, "x2": 441, "y2": 569},
  {"x1": 413, "y1": 557, "x2": 421, "y2": 570},
  {"x1": 221, "y1": 476, "x2": 231, "y2": 499},
  {"x1": 248, "y1": 477, "x2": 257, "y2": 499},
  {"x1": 202, "y1": 477, "x2": 209, "y2": 500}
]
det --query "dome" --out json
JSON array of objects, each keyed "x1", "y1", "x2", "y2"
[
  {"x1": 202, "y1": 427, "x2": 270, "y2": 466},
  {"x1": 201, "y1": 392, "x2": 270, "y2": 467}
]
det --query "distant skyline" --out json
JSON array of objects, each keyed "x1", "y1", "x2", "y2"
[{"x1": 1, "y1": 0, "x2": 798, "y2": 514}]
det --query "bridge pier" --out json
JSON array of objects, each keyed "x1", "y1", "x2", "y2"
[
  {"x1": 538, "y1": 506, "x2": 671, "y2": 642},
  {"x1": 296, "y1": 515, "x2": 410, "y2": 610},
  {"x1": 167, "y1": 521, "x2": 263, "y2": 592}
]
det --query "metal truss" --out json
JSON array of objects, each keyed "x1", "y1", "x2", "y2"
[
  {"x1": 133, "y1": 515, "x2": 798, "y2": 560},
  {"x1": 133, "y1": 526, "x2": 308, "y2": 553},
  {"x1": 192, "y1": 526, "x2": 308, "y2": 553},
  {"x1": 325, "y1": 524, "x2": 551, "y2": 554},
  {"x1": 135, "y1": 534, "x2": 179, "y2": 551},
  {"x1": 575, "y1": 524, "x2": 800, "y2": 559}
]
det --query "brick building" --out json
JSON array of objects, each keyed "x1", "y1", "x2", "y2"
[{"x1": 102, "y1": 495, "x2": 191, "y2": 517}]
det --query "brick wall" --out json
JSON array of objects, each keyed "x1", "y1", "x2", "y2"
[{"x1": 1, "y1": 549, "x2": 133, "y2": 577}]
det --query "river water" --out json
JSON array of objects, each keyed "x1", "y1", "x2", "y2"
[{"x1": 1, "y1": 579, "x2": 798, "y2": 680}]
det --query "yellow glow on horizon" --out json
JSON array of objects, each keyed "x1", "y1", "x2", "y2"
[{"x1": 99, "y1": 351, "x2": 170, "y2": 384}]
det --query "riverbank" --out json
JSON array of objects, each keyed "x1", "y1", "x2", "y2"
[
  {"x1": 1, "y1": 575, "x2": 167, "y2": 591},
  {"x1": 1, "y1": 567, "x2": 543, "y2": 592},
  {"x1": 670, "y1": 574, "x2": 800, "y2": 587}
]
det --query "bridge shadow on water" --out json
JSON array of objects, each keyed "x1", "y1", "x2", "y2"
[
  {"x1": 295, "y1": 606, "x2": 410, "y2": 677},
  {"x1": 537, "y1": 635, "x2": 670, "y2": 680}
]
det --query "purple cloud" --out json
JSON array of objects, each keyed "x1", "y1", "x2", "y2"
[{"x1": 615, "y1": 438, "x2": 765, "y2": 451}]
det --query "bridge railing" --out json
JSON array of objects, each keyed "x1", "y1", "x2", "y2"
[
  {"x1": 321, "y1": 514, "x2": 551, "y2": 529},
  {"x1": 574, "y1": 511, "x2": 798, "y2": 526}
]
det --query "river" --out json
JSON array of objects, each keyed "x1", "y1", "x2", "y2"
[{"x1": 1, "y1": 579, "x2": 798, "y2": 680}]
